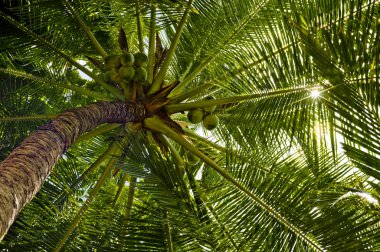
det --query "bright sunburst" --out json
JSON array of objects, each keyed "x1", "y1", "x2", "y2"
[{"x1": 310, "y1": 89, "x2": 320, "y2": 99}]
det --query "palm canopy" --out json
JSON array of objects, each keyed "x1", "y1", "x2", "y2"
[{"x1": 0, "y1": 0, "x2": 380, "y2": 251}]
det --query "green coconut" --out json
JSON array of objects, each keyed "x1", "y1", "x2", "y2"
[
  {"x1": 203, "y1": 96, "x2": 216, "y2": 113},
  {"x1": 133, "y1": 52, "x2": 148, "y2": 66},
  {"x1": 119, "y1": 66, "x2": 135, "y2": 81},
  {"x1": 103, "y1": 70, "x2": 113, "y2": 81},
  {"x1": 104, "y1": 55, "x2": 121, "y2": 69},
  {"x1": 105, "y1": 69, "x2": 122, "y2": 83},
  {"x1": 187, "y1": 109, "x2": 204, "y2": 124},
  {"x1": 103, "y1": 69, "x2": 120, "y2": 82},
  {"x1": 203, "y1": 114, "x2": 219, "y2": 130},
  {"x1": 120, "y1": 53, "x2": 134, "y2": 66},
  {"x1": 133, "y1": 66, "x2": 147, "y2": 84}
]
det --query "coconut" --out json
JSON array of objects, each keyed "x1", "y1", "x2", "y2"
[
  {"x1": 104, "y1": 55, "x2": 121, "y2": 69},
  {"x1": 133, "y1": 52, "x2": 148, "y2": 66},
  {"x1": 203, "y1": 96, "x2": 216, "y2": 113},
  {"x1": 104, "y1": 69, "x2": 120, "y2": 83},
  {"x1": 103, "y1": 70, "x2": 113, "y2": 81},
  {"x1": 112, "y1": 70, "x2": 122, "y2": 83},
  {"x1": 203, "y1": 114, "x2": 219, "y2": 130},
  {"x1": 187, "y1": 109, "x2": 204, "y2": 124},
  {"x1": 133, "y1": 66, "x2": 147, "y2": 84},
  {"x1": 119, "y1": 66, "x2": 135, "y2": 81},
  {"x1": 120, "y1": 53, "x2": 134, "y2": 66}
]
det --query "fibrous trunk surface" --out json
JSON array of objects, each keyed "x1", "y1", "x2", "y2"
[{"x1": 0, "y1": 101, "x2": 145, "y2": 239}]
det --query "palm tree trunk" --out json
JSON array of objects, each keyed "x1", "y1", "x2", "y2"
[{"x1": 0, "y1": 101, "x2": 145, "y2": 240}]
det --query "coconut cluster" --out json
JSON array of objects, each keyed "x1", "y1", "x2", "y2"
[
  {"x1": 103, "y1": 52, "x2": 148, "y2": 89},
  {"x1": 187, "y1": 96, "x2": 219, "y2": 130}
]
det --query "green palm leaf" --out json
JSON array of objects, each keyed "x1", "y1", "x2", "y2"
[{"x1": 1, "y1": 0, "x2": 380, "y2": 251}]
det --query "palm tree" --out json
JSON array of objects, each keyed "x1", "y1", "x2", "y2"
[{"x1": 0, "y1": 0, "x2": 379, "y2": 250}]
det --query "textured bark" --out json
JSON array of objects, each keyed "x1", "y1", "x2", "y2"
[{"x1": 0, "y1": 101, "x2": 145, "y2": 240}]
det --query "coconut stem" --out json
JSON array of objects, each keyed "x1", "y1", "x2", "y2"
[
  {"x1": 166, "y1": 86, "x2": 310, "y2": 113},
  {"x1": 150, "y1": 0, "x2": 195, "y2": 93},
  {"x1": 113, "y1": 172, "x2": 129, "y2": 205},
  {"x1": 159, "y1": 135, "x2": 185, "y2": 175},
  {"x1": 170, "y1": 83, "x2": 214, "y2": 102},
  {"x1": 136, "y1": 0, "x2": 144, "y2": 52},
  {"x1": 163, "y1": 211, "x2": 174, "y2": 252},
  {"x1": 147, "y1": 0, "x2": 156, "y2": 85},
  {"x1": 182, "y1": 128, "x2": 226, "y2": 152},
  {"x1": 63, "y1": 0, "x2": 108, "y2": 59}
]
